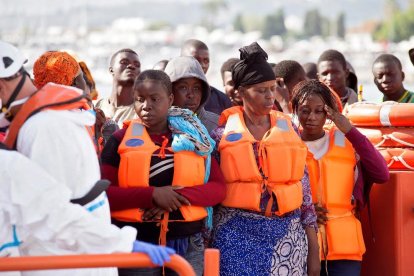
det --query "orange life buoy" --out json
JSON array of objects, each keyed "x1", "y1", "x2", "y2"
[
  {"x1": 379, "y1": 148, "x2": 414, "y2": 170},
  {"x1": 344, "y1": 102, "x2": 414, "y2": 127},
  {"x1": 358, "y1": 127, "x2": 414, "y2": 148}
]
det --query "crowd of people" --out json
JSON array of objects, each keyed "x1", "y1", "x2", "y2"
[{"x1": 2, "y1": 36, "x2": 413, "y2": 275}]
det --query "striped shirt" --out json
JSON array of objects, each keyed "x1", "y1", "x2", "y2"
[{"x1": 383, "y1": 90, "x2": 414, "y2": 103}]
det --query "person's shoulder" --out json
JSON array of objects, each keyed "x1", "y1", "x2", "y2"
[
  {"x1": 211, "y1": 86, "x2": 230, "y2": 100},
  {"x1": 347, "y1": 88, "x2": 358, "y2": 103},
  {"x1": 202, "y1": 109, "x2": 219, "y2": 122},
  {"x1": 23, "y1": 110, "x2": 62, "y2": 128},
  {"x1": 94, "y1": 97, "x2": 109, "y2": 107},
  {"x1": 407, "y1": 90, "x2": 414, "y2": 102},
  {"x1": 23, "y1": 110, "x2": 94, "y2": 134},
  {"x1": 210, "y1": 86, "x2": 222, "y2": 94}
]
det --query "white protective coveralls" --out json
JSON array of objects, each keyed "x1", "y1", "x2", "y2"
[
  {"x1": 2, "y1": 105, "x2": 137, "y2": 275},
  {"x1": 0, "y1": 148, "x2": 137, "y2": 275}
]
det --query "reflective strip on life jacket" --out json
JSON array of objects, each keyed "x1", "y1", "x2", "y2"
[
  {"x1": 111, "y1": 120, "x2": 207, "y2": 223},
  {"x1": 219, "y1": 108, "x2": 306, "y2": 216}
]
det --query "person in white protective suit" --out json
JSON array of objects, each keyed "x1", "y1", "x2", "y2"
[
  {"x1": 0, "y1": 42, "x2": 174, "y2": 275},
  {"x1": 0, "y1": 143, "x2": 175, "y2": 276}
]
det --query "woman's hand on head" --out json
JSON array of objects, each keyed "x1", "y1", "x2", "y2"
[
  {"x1": 324, "y1": 104, "x2": 352, "y2": 134},
  {"x1": 152, "y1": 186, "x2": 190, "y2": 212}
]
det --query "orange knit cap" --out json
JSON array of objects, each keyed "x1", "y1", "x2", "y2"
[{"x1": 33, "y1": 51, "x2": 80, "y2": 89}]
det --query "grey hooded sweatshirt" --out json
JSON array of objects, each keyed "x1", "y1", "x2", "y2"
[{"x1": 164, "y1": 56, "x2": 219, "y2": 134}]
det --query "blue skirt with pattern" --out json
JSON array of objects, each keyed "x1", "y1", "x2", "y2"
[{"x1": 211, "y1": 206, "x2": 308, "y2": 276}]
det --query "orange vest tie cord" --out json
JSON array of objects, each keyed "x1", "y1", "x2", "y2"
[
  {"x1": 218, "y1": 106, "x2": 306, "y2": 216},
  {"x1": 306, "y1": 128, "x2": 365, "y2": 261},
  {"x1": 4, "y1": 83, "x2": 90, "y2": 149}
]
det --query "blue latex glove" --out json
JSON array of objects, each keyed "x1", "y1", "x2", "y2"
[{"x1": 132, "y1": 241, "x2": 176, "y2": 266}]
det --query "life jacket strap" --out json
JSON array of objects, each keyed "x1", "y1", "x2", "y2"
[
  {"x1": 159, "y1": 212, "x2": 170, "y2": 246},
  {"x1": 70, "y1": 179, "x2": 110, "y2": 206}
]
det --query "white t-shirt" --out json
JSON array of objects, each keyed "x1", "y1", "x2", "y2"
[{"x1": 95, "y1": 98, "x2": 137, "y2": 129}]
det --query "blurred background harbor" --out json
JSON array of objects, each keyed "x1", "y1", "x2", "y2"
[{"x1": 2, "y1": 0, "x2": 414, "y2": 102}]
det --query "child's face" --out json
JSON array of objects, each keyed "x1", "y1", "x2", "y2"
[
  {"x1": 373, "y1": 61, "x2": 404, "y2": 97},
  {"x1": 134, "y1": 80, "x2": 173, "y2": 131}
]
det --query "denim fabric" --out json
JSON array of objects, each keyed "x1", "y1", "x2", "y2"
[
  {"x1": 321, "y1": 260, "x2": 362, "y2": 276},
  {"x1": 118, "y1": 233, "x2": 204, "y2": 276}
]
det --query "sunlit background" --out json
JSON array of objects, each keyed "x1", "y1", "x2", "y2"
[{"x1": 2, "y1": 0, "x2": 414, "y2": 101}]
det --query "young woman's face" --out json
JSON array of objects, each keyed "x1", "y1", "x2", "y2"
[
  {"x1": 134, "y1": 80, "x2": 173, "y2": 131},
  {"x1": 172, "y1": 77, "x2": 203, "y2": 113},
  {"x1": 240, "y1": 80, "x2": 276, "y2": 115},
  {"x1": 297, "y1": 94, "x2": 327, "y2": 140}
]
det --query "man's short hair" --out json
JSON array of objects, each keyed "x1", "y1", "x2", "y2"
[
  {"x1": 220, "y1": 58, "x2": 240, "y2": 81},
  {"x1": 273, "y1": 60, "x2": 304, "y2": 84},
  {"x1": 109, "y1": 48, "x2": 138, "y2": 67},
  {"x1": 372, "y1": 53, "x2": 402, "y2": 71},
  {"x1": 317, "y1": 49, "x2": 347, "y2": 69},
  {"x1": 180, "y1": 39, "x2": 208, "y2": 56}
]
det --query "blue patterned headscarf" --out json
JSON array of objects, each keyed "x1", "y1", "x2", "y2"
[{"x1": 167, "y1": 106, "x2": 215, "y2": 228}]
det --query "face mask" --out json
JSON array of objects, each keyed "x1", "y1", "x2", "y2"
[{"x1": 0, "y1": 96, "x2": 29, "y2": 128}]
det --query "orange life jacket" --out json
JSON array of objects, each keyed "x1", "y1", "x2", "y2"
[
  {"x1": 218, "y1": 107, "x2": 306, "y2": 216},
  {"x1": 306, "y1": 128, "x2": 365, "y2": 261},
  {"x1": 4, "y1": 83, "x2": 90, "y2": 149},
  {"x1": 111, "y1": 120, "x2": 208, "y2": 223}
]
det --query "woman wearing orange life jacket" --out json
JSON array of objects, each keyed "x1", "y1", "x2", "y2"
[
  {"x1": 100, "y1": 70, "x2": 226, "y2": 276},
  {"x1": 291, "y1": 80, "x2": 389, "y2": 276},
  {"x1": 210, "y1": 42, "x2": 320, "y2": 276}
]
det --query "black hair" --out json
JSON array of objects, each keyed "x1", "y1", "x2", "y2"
[
  {"x1": 273, "y1": 60, "x2": 305, "y2": 84},
  {"x1": 291, "y1": 80, "x2": 338, "y2": 115},
  {"x1": 220, "y1": 58, "x2": 240, "y2": 81},
  {"x1": 317, "y1": 49, "x2": 347, "y2": 69},
  {"x1": 133, "y1": 69, "x2": 172, "y2": 95},
  {"x1": 109, "y1": 48, "x2": 139, "y2": 67},
  {"x1": 302, "y1": 62, "x2": 317, "y2": 80},
  {"x1": 372, "y1": 53, "x2": 402, "y2": 71},
  {"x1": 181, "y1": 39, "x2": 208, "y2": 55}
]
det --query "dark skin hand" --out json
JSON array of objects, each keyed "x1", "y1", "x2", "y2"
[
  {"x1": 142, "y1": 207, "x2": 165, "y2": 221},
  {"x1": 314, "y1": 203, "x2": 328, "y2": 225},
  {"x1": 324, "y1": 104, "x2": 352, "y2": 134},
  {"x1": 151, "y1": 186, "x2": 190, "y2": 212}
]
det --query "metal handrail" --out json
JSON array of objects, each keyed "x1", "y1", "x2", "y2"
[{"x1": 0, "y1": 253, "x2": 195, "y2": 276}]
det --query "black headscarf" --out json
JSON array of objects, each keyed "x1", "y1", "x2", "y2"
[{"x1": 232, "y1": 42, "x2": 275, "y2": 89}]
